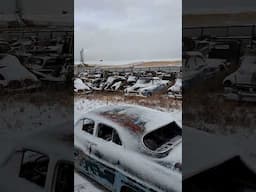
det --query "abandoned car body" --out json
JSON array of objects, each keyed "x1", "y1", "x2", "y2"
[
  {"x1": 223, "y1": 55, "x2": 256, "y2": 102},
  {"x1": 183, "y1": 52, "x2": 206, "y2": 88},
  {"x1": 74, "y1": 78, "x2": 92, "y2": 94},
  {"x1": 104, "y1": 76, "x2": 127, "y2": 91},
  {"x1": 24, "y1": 55, "x2": 69, "y2": 82},
  {"x1": 0, "y1": 123, "x2": 73, "y2": 192},
  {"x1": 0, "y1": 54, "x2": 40, "y2": 91},
  {"x1": 124, "y1": 77, "x2": 168, "y2": 96},
  {"x1": 168, "y1": 78, "x2": 182, "y2": 99},
  {"x1": 75, "y1": 105, "x2": 182, "y2": 192}
]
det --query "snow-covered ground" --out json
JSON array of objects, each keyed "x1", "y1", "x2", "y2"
[{"x1": 0, "y1": 97, "x2": 71, "y2": 136}]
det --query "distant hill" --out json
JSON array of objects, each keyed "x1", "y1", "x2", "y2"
[
  {"x1": 87, "y1": 60, "x2": 181, "y2": 69},
  {"x1": 183, "y1": 11, "x2": 256, "y2": 27}
]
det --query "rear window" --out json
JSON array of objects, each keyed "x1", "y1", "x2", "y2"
[{"x1": 143, "y1": 122, "x2": 181, "y2": 151}]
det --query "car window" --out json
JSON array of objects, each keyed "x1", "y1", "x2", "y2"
[
  {"x1": 82, "y1": 118, "x2": 94, "y2": 135},
  {"x1": 97, "y1": 124, "x2": 122, "y2": 145},
  {"x1": 19, "y1": 150, "x2": 49, "y2": 188},
  {"x1": 54, "y1": 161, "x2": 73, "y2": 192}
]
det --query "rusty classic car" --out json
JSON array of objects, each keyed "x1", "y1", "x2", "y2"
[{"x1": 75, "y1": 105, "x2": 182, "y2": 192}]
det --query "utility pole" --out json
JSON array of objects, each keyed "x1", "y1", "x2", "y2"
[{"x1": 80, "y1": 48, "x2": 86, "y2": 66}]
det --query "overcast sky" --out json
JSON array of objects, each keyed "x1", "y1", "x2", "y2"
[{"x1": 75, "y1": 0, "x2": 181, "y2": 63}]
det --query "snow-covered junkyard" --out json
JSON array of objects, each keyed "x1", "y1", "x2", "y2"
[
  {"x1": 74, "y1": 64, "x2": 181, "y2": 99},
  {"x1": 183, "y1": 25, "x2": 256, "y2": 134}
]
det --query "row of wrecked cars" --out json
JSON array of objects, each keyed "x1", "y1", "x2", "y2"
[
  {"x1": 183, "y1": 36, "x2": 256, "y2": 102},
  {"x1": 0, "y1": 37, "x2": 72, "y2": 92},
  {"x1": 74, "y1": 71, "x2": 182, "y2": 99}
]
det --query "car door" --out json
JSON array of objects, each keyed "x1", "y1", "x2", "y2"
[{"x1": 75, "y1": 118, "x2": 124, "y2": 191}]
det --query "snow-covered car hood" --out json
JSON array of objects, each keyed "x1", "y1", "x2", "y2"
[
  {"x1": 169, "y1": 79, "x2": 182, "y2": 92},
  {"x1": 0, "y1": 54, "x2": 38, "y2": 82},
  {"x1": 126, "y1": 83, "x2": 150, "y2": 91},
  {"x1": 74, "y1": 78, "x2": 91, "y2": 91},
  {"x1": 126, "y1": 82, "x2": 162, "y2": 93}
]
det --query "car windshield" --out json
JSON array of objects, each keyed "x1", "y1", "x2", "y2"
[{"x1": 143, "y1": 122, "x2": 181, "y2": 152}]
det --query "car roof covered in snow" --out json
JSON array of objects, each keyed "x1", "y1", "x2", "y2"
[
  {"x1": 76, "y1": 105, "x2": 181, "y2": 153},
  {"x1": 0, "y1": 54, "x2": 38, "y2": 81},
  {"x1": 84, "y1": 105, "x2": 180, "y2": 136}
]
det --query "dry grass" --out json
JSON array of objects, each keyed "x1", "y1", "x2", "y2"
[
  {"x1": 0, "y1": 86, "x2": 73, "y2": 107},
  {"x1": 183, "y1": 77, "x2": 256, "y2": 135},
  {"x1": 75, "y1": 91, "x2": 182, "y2": 111}
]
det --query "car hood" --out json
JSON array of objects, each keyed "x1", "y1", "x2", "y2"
[{"x1": 126, "y1": 83, "x2": 149, "y2": 91}]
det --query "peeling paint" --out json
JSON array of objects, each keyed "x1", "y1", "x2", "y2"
[{"x1": 99, "y1": 108, "x2": 146, "y2": 134}]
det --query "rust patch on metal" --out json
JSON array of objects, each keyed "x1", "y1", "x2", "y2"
[{"x1": 99, "y1": 108, "x2": 146, "y2": 134}]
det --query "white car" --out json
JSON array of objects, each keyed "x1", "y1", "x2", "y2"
[
  {"x1": 223, "y1": 55, "x2": 256, "y2": 101},
  {"x1": 75, "y1": 105, "x2": 182, "y2": 192},
  {"x1": 183, "y1": 51, "x2": 227, "y2": 88},
  {"x1": 25, "y1": 56, "x2": 69, "y2": 82},
  {"x1": 168, "y1": 78, "x2": 182, "y2": 99},
  {"x1": 74, "y1": 78, "x2": 92, "y2": 93},
  {"x1": 0, "y1": 54, "x2": 40, "y2": 91},
  {"x1": 125, "y1": 77, "x2": 167, "y2": 96},
  {"x1": 0, "y1": 123, "x2": 73, "y2": 192},
  {"x1": 104, "y1": 76, "x2": 126, "y2": 91}
]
